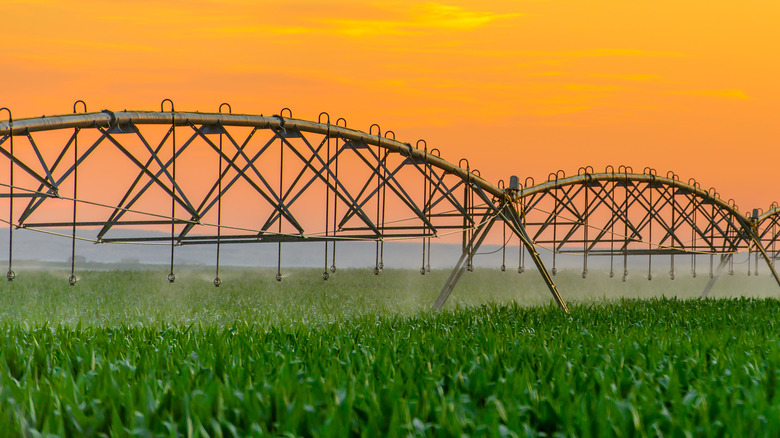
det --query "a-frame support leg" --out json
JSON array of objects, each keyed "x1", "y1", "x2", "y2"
[
  {"x1": 433, "y1": 214, "x2": 497, "y2": 310},
  {"x1": 752, "y1": 236, "x2": 780, "y2": 290},
  {"x1": 500, "y1": 205, "x2": 569, "y2": 312},
  {"x1": 701, "y1": 253, "x2": 732, "y2": 299},
  {"x1": 434, "y1": 203, "x2": 569, "y2": 313}
]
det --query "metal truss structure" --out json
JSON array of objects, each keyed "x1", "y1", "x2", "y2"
[{"x1": 0, "y1": 103, "x2": 778, "y2": 312}]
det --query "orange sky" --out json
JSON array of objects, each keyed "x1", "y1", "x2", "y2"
[{"x1": 3, "y1": 0, "x2": 779, "y2": 212}]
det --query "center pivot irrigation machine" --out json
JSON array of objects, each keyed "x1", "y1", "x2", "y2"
[{"x1": 1, "y1": 102, "x2": 779, "y2": 312}]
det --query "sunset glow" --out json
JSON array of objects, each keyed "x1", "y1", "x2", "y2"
[{"x1": 3, "y1": 0, "x2": 779, "y2": 210}]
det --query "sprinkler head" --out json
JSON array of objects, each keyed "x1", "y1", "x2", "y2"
[
  {"x1": 322, "y1": 271, "x2": 329, "y2": 280},
  {"x1": 68, "y1": 275, "x2": 77, "y2": 286},
  {"x1": 378, "y1": 261, "x2": 384, "y2": 270},
  {"x1": 647, "y1": 273, "x2": 653, "y2": 281},
  {"x1": 167, "y1": 272, "x2": 176, "y2": 283},
  {"x1": 551, "y1": 267, "x2": 557, "y2": 276},
  {"x1": 581, "y1": 269, "x2": 588, "y2": 279},
  {"x1": 500, "y1": 264, "x2": 506, "y2": 272},
  {"x1": 609, "y1": 270, "x2": 614, "y2": 278},
  {"x1": 330, "y1": 265, "x2": 336, "y2": 273},
  {"x1": 467, "y1": 263, "x2": 474, "y2": 272},
  {"x1": 214, "y1": 277, "x2": 221, "y2": 287},
  {"x1": 275, "y1": 272, "x2": 282, "y2": 282},
  {"x1": 518, "y1": 267, "x2": 525, "y2": 274},
  {"x1": 6, "y1": 269, "x2": 15, "y2": 281},
  {"x1": 419, "y1": 267, "x2": 426, "y2": 275},
  {"x1": 373, "y1": 267, "x2": 380, "y2": 275},
  {"x1": 670, "y1": 271, "x2": 675, "y2": 280}
]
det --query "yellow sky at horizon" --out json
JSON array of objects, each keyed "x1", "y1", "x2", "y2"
[{"x1": 2, "y1": 0, "x2": 779, "y2": 211}]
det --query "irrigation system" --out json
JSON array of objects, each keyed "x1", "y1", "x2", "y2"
[{"x1": 1, "y1": 102, "x2": 778, "y2": 312}]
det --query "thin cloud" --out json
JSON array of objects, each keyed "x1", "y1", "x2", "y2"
[
  {"x1": 671, "y1": 89, "x2": 750, "y2": 100},
  {"x1": 204, "y1": 2, "x2": 523, "y2": 37},
  {"x1": 590, "y1": 73, "x2": 662, "y2": 82},
  {"x1": 382, "y1": 46, "x2": 686, "y2": 58},
  {"x1": 321, "y1": 2, "x2": 524, "y2": 36}
]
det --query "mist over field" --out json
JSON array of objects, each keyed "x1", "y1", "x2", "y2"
[{"x1": 0, "y1": 265, "x2": 776, "y2": 328}]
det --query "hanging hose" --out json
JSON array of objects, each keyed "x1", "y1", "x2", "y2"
[
  {"x1": 583, "y1": 174, "x2": 589, "y2": 278},
  {"x1": 622, "y1": 171, "x2": 629, "y2": 282},
  {"x1": 425, "y1": 146, "x2": 432, "y2": 273},
  {"x1": 371, "y1": 125, "x2": 382, "y2": 276},
  {"x1": 161, "y1": 99, "x2": 176, "y2": 283},
  {"x1": 332, "y1": 118, "x2": 346, "y2": 273},
  {"x1": 648, "y1": 179, "x2": 653, "y2": 281},
  {"x1": 609, "y1": 180, "x2": 615, "y2": 278},
  {"x1": 418, "y1": 140, "x2": 427, "y2": 275},
  {"x1": 69, "y1": 101, "x2": 86, "y2": 285},
  {"x1": 691, "y1": 206, "x2": 697, "y2": 278},
  {"x1": 275, "y1": 110, "x2": 291, "y2": 282},
  {"x1": 320, "y1": 112, "x2": 331, "y2": 280},
  {"x1": 214, "y1": 103, "x2": 231, "y2": 287},
  {"x1": 2, "y1": 108, "x2": 14, "y2": 282},
  {"x1": 670, "y1": 177, "x2": 676, "y2": 280}
]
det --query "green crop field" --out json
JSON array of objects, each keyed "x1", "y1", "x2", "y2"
[{"x1": 0, "y1": 268, "x2": 777, "y2": 436}]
